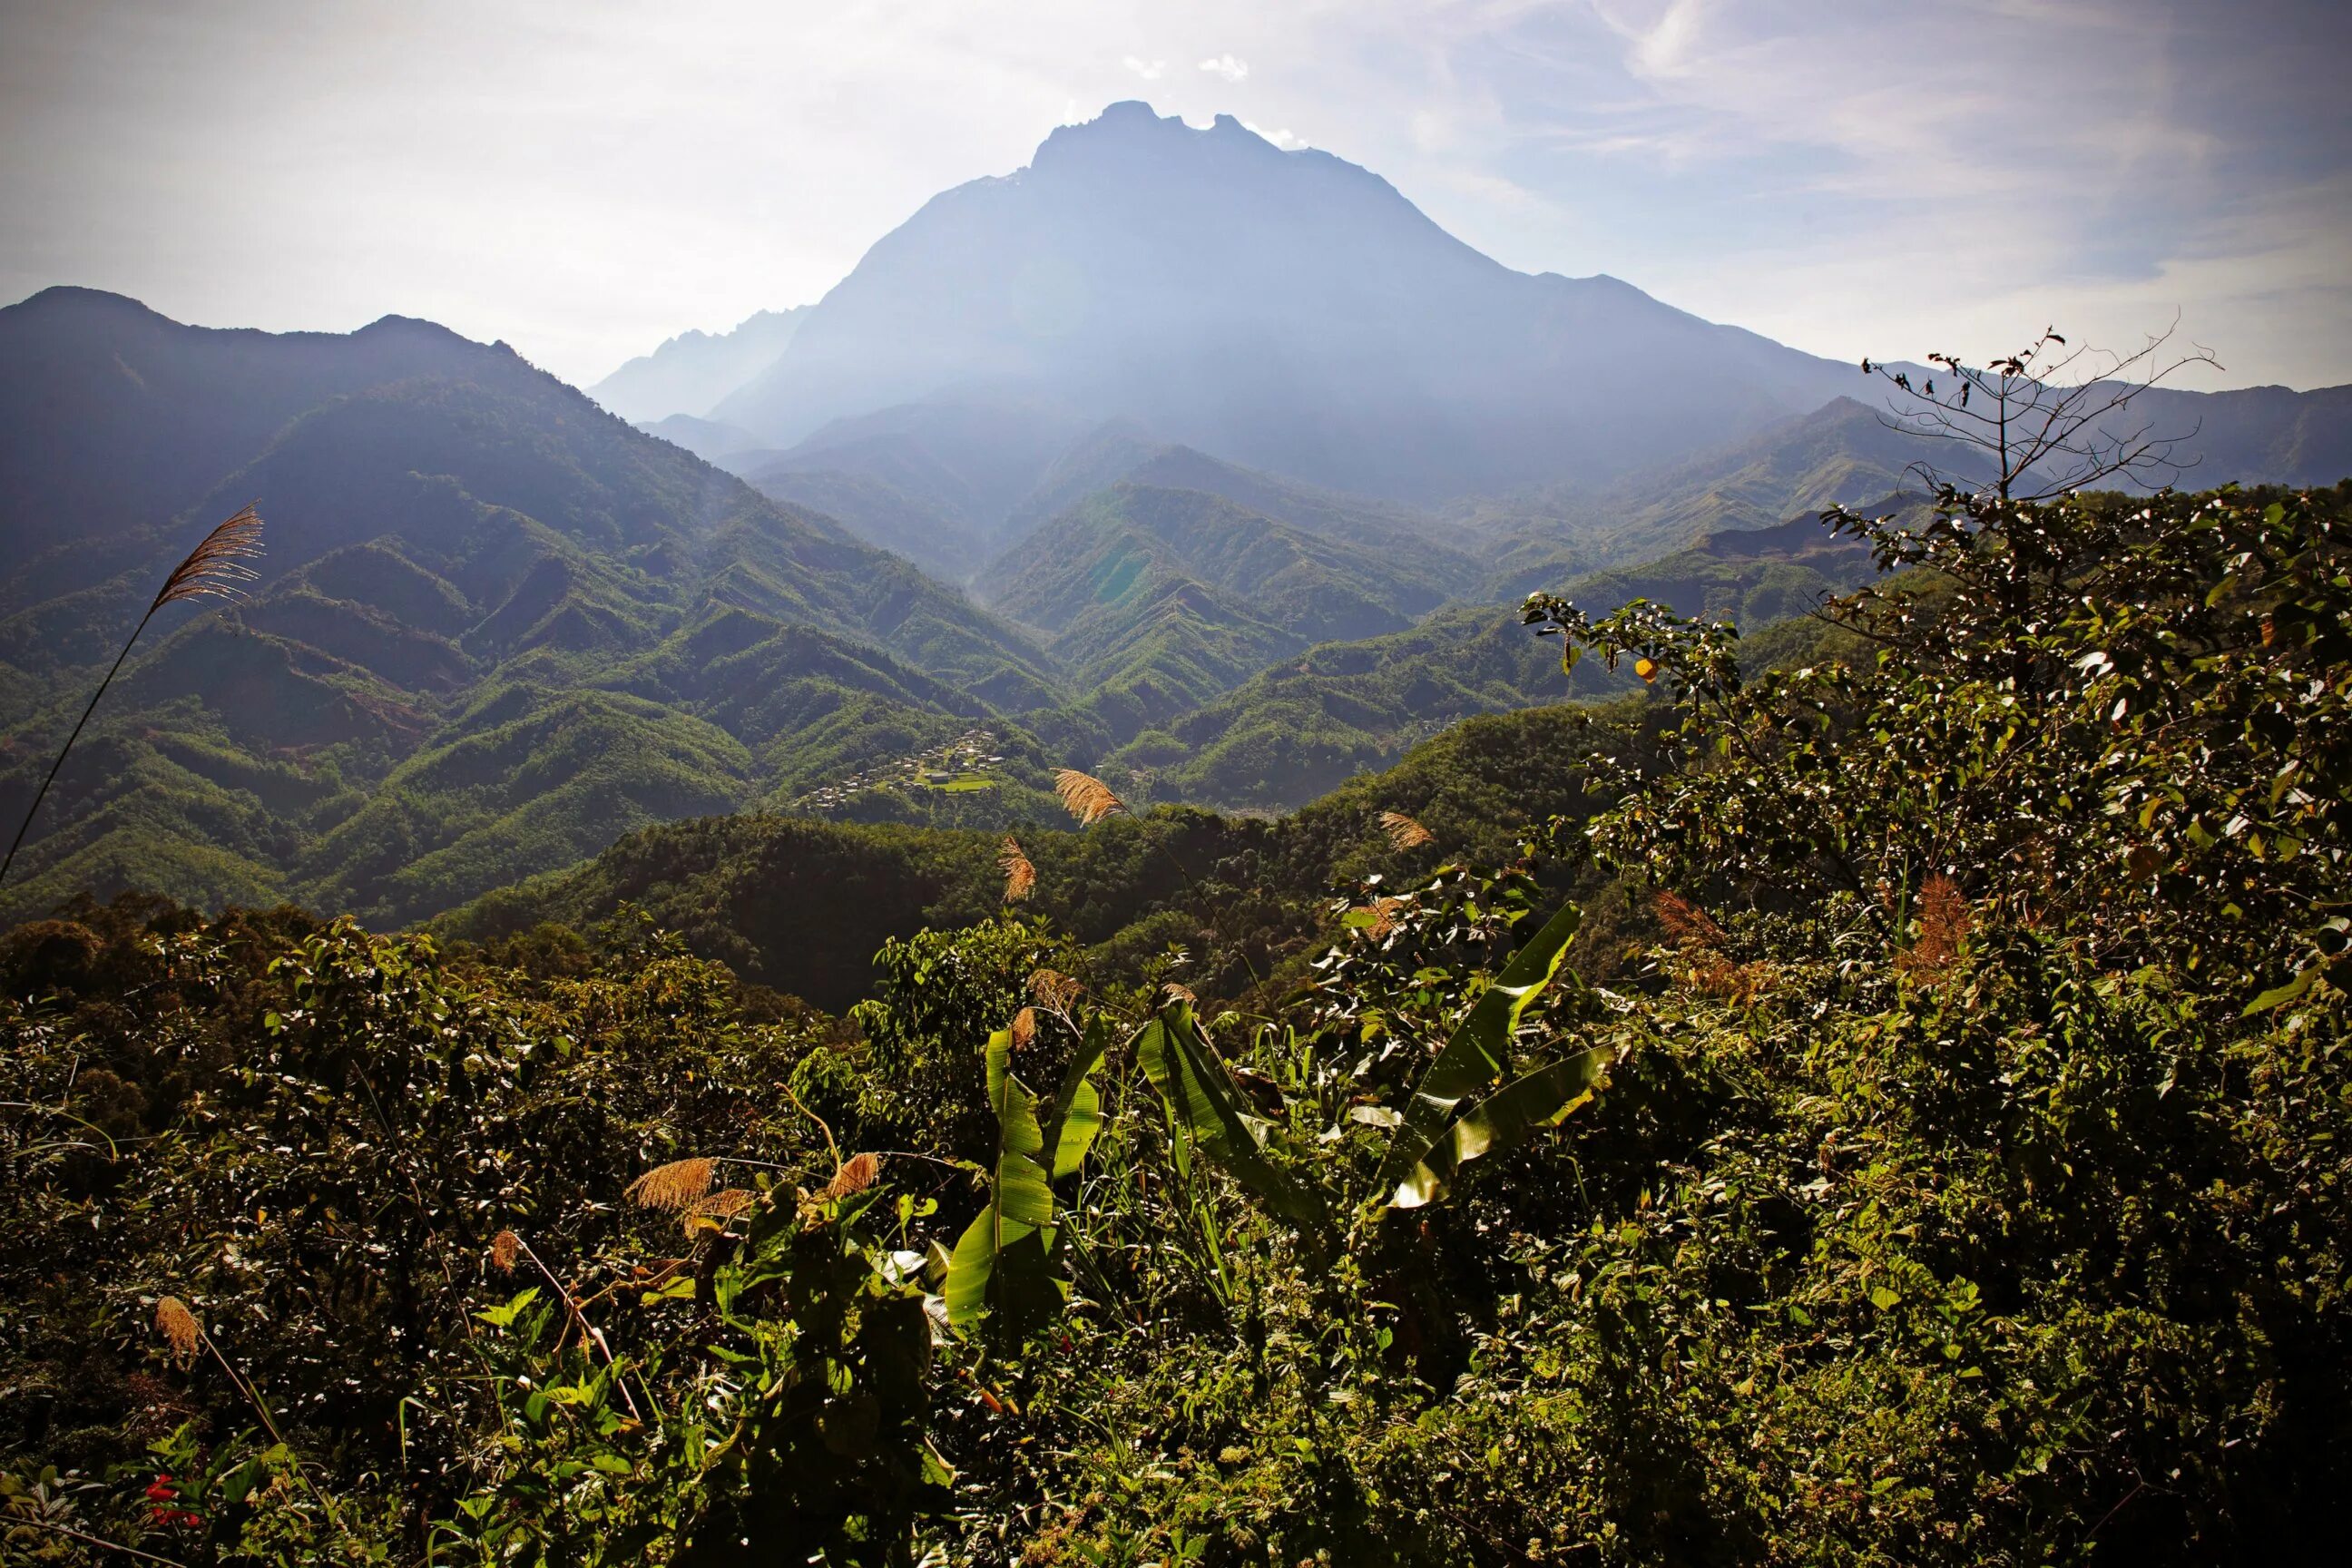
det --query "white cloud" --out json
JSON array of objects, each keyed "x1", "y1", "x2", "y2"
[
  {"x1": 1197, "y1": 54, "x2": 1250, "y2": 83},
  {"x1": 1242, "y1": 121, "x2": 1304, "y2": 150},
  {"x1": 1122, "y1": 54, "x2": 1165, "y2": 79}
]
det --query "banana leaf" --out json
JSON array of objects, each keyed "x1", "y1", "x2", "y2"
[
  {"x1": 943, "y1": 1029, "x2": 1062, "y2": 1334},
  {"x1": 1374, "y1": 900, "x2": 1583, "y2": 1209},
  {"x1": 1386, "y1": 1049, "x2": 1607, "y2": 1209},
  {"x1": 1135, "y1": 1003, "x2": 1329, "y2": 1234},
  {"x1": 1042, "y1": 1014, "x2": 1110, "y2": 1181}
]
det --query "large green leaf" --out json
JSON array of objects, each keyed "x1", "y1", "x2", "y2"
[
  {"x1": 943, "y1": 1029, "x2": 1061, "y2": 1334},
  {"x1": 1043, "y1": 1014, "x2": 1111, "y2": 1181},
  {"x1": 1387, "y1": 1049, "x2": 1607, "y2": 1209},
  {"x1": 1374, "y1": 899, "x2": 1583, "y2": 1209},
  {"x1": 1134, "y1": 1004, "x2": 1329, "y2": 1234}
]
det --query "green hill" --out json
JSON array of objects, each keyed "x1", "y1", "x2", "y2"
[
  {"x1": 0, "y1": 293, "x2": 1069, "y2": 926},
  {"x1": 976, "y1": 482, "x2": 1480, "y2": 750},
  {"x1": 434, "y1": 697, "x2": 1641, "y2": 1009},
  {"x1": 1465, "y1": 396, "x2": 1947, "y2": 594},
  {"x1": 1093, "y1": 509, "x2": 1881, "y2": 808}
]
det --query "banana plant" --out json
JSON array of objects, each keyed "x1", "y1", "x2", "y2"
[
  {"x1": 1131, "y1": 903, "x2": 1601, "y2": 1225},
  {"x1": 1372, "y1": 898, "x2": 1599, "y2": 1210},
  {"x1": 943, "y1": 1017, "x2": 1108, "y2": 1338},
  {"x1": 1136, "y1": 1002, "x2": 1330, "y2": 1236}
]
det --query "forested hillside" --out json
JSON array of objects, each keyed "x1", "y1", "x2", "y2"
[
  {"x1": 0, "y1": 283, "x2": 1969, "y2": 928},
  {"x1": 435, "y1": 700, "x2": 1641, "y2": 1011},
  {"x1": 1078, "y1": 510, "x2": 1883, "y2": 808},
  {"x1": 5, "y1": 482, "x2": 2345, "y2": 1564},
  {"x1": 0, "y1": 289, "x2": 1074, "y2": 927}
]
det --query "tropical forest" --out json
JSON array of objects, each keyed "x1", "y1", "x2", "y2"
[{"x1": 2, "y1": 9, "x2": 2349, "y2": 1565}]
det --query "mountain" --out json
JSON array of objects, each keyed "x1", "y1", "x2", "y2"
[
  {"x1": 710, "y1": 103, "x2": 2351, "y2": 537},
  {"x1": 636, "y1": 413, "x2": 770, "y2": 465},
  {"x1": 714, "y1": 102, "x2": 1854, "y2": 500},
  {"x1": 1092, "y1": 504, "x2": 1887, "y2": 809},
  {"x1": 0, "y1": 286, "x2": 530, "y2": 570},
  {"x1": 0, "y1": 289, "x2": 1063, "y2": 926},
  {"x1": 1467, "y1": 395, "x2": 1949, "y2": 595},
  {"x1": 2113, "y1": 380, "x2": 2352, "y2": 490},
  {"x1": 743, "y1": 405, "x2": 1491, "y2": 591},
  {"x1": 588, "y1": 306, "x2": 807, "y2": 423},
  {"x1": 1460, "y1": 381, "x2": 2352, "y2": 600}
]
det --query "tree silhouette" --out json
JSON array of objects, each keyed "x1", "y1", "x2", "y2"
[{"x1": 1860, "y1": 321, "x2": 2219, "y2": 501}]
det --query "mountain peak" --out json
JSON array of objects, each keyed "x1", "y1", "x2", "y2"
[
  {"x1": 1031, "y1": 100, "x2": 1307, "y2": 177},
  {"x1": 5, "y1": 284, "x2": 172, "y2": 325},
  {"x1": 712, "y1": 105, "x2": 1856, "y2": 496},
  {"x1": 354, "y1": 313, "x2": 498, "y2": 351}
]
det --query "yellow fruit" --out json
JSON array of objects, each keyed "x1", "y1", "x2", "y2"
[{"x1": 1634, "y1": 658, "x2": 1657, "y2": 681}]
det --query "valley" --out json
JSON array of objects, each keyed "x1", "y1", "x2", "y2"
[{"x1": 3, "y1": 74, "x2": 2349, "y2": 1564}]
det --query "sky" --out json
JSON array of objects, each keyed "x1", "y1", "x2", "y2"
[{"x1": 2, "y1": 0, "x2": 2345, "y2": 391}]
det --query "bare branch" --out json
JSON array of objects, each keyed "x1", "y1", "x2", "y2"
[{"x1": 1860, "y1": 319, "x2": 2220, "y2": 501}]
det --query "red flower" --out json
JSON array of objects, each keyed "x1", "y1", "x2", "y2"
[{"x1": 145, "y1": 1475, "x2": 177, "y2": 1502}]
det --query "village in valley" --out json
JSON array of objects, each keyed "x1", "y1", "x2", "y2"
[{"x1": 789, "y1": 728, "x2": 1005, "y2": 813}]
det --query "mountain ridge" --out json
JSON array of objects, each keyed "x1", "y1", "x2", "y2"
[
  {"x1": 0, "y1": 289, "x2": 1070, "y2": 926},
  {"x1": 711, "y1": 102, "x2": 1855, "y2": 500},
  {"x1": 589, "y1": 306, "x2": 808, "y2": 423}
]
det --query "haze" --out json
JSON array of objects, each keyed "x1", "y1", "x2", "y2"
[{"x1": 2, "y1": 0, "x2": 2346, "y2": 390}]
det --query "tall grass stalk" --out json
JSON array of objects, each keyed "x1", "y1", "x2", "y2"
[{"x1": 0, "y1": 505, "x2": 263, "y2": 889}]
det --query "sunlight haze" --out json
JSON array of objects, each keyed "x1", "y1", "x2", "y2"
[{"x1": 3, "y1": 0, "x2": 2345, "y2": 389}]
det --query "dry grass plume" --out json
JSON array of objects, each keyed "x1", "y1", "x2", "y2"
[
  {"x1": 1377, "y1": 810, "x2": 1435, "y2": 850},
  {"x1": 155, "y1": 1297, "x2": 199, "y2": 1365},
  {"x1": 1896, "y1": 874, "x2": 1973, "y2": 985},
  {"x1": 153, "y1": 504, "x2": 266, "y2": 610},
  {"x1": 1053, "y1": 768, "x2": 1126, "y2": 826},
  {"x1": 1029, "y1": 967, "x2": 1082, "y2": 1013},
  {"x1": 489, "y1": 1230, "x2": 522, "y2": 1274},
  {"x1": 1000, "y1": 836, "x2": 1036, "y2": 902},
  {"x1": 626, "y1": 1157, "x2": 716, "y2": 1214}
]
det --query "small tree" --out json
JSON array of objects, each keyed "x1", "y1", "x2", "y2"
[{"x1": 1860, "y1": 322, "x2": 2219, "y2": 501}]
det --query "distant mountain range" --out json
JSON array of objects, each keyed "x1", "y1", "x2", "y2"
[
  {"x1": 593, "y1": 102, "x2": 2347, "y2": 583},
  {"x1": 0, "y1": 288, "x2": 1061, "y2": 926},
  {"x1": 587, "y1": 307, "x2": 807, "y2": 424},
  {"x1": 4, "y1": 101, "x2": 2347, "y2": 926},
  {"x1": 706, "y1": 103, "x2": 1852, "y2": 501}
]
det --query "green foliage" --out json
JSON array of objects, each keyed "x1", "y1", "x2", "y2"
[
  {"x1": 1373, "y1": 897, "x2": 1592, "y2": 1210},
  {"x1": 1135, "y1": 1003, "x2": 1329, "y2": 1234},
  {"x1": 434, "y1": 703, "x2": 1628, "y2": 1008},
  {"x1": 0, "y1": 897, "x2": 888, "y2": 1562},
  {"x1": 439, "y1": 1179, "x2": 949, "y2": 1567},
  {"x1": 5, "y1": 480, "x2": 2348, "y2": 1562}
]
